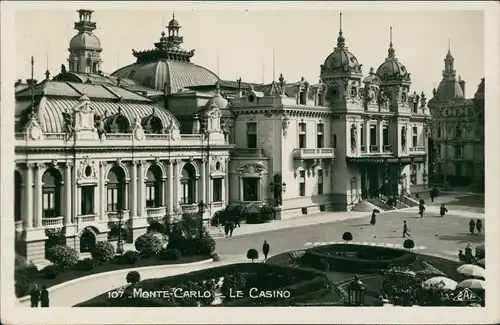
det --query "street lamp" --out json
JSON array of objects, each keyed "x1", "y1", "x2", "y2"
[
  {"x1": 198, "y1": 200, "x2": 206, "y2": 238},
  {"x1": 269, "y1": 173, "x2": 286, "y2": 206},
  {"x1": 347, "y1": 275, "x2": 365, "y2": 306},
  {"x1": 116, "y1": 208, "x2": 124, "y2": 255}
]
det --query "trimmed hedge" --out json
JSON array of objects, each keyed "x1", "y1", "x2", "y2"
[
  {"x1": 46, "y1": 245, "x2": 79, "y2": 269},
  {"x1": 158, "y1": 248, "x2": 181, "y2": 261},
  {"x1": 91, "y1": 242, "x2": 115, "y2": 263},
  {"x1": 75, "y1": 258, "x2": 100, "y2": 271},
  {"x1": 119, "y1": 250, "x2": 141, "y2": 265},
  {"x1": 302, "y1": 243, "x2": 417, "y2": 273},
  {"x1": 135, "y1": 233, "x2": 163, "y2": 257}
]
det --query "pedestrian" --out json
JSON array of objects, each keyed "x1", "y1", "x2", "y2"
[
  {"x1": 430, "y1": 188, "x2": 436, "y2": 202},
  {"x1": 440, "y1": 204, "x2": 448, "y2": 218},
  {"x1": 419, "y1": 198, "x2": 425, "y2": 205},
  {"x1": 464, "y1": 243, "x2": 473, "y2": 263},
  {"x1": 235, "y1": 216, "x2": 241, "y2": 228},
  {"x1": 458, "y1": 250, "x2": 465, "y2": 263},
  {"x1": 403, "y1": 220, "x2": 411, "y2": 238},
  {"x1": 229, "y1": 221, "x2": 234, "y2": 237},
  {"x1": 262, "y1": 240, "x2": 270, "y2": 260},
  {"x1": 40, "y1": 285, "x2": 49, "y2": 307},
  {"x1": 370, "y1": 211, "x2": 377, "y2": 225},
  {"x1": 475, "y1": 219, "x2": 482, "y2": 234},
  {"x1": 469, "y1": 219, "x2": 476, "y2": 235},
  {"x1": 418, "y1": 204, "x2": 425, "y2": 218},
  {"x1": 224, "y1": 222, "x2": 229, "y2": 238},
  {"x1": 30, "y1": 284, "x2": 40, "y2": 308}
]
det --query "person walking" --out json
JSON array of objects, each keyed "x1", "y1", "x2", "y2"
[
  {"x1": 370, "y1": 211, "x2": 377, "y2": 225},
  {"x1": 418, "y1": 203, "x2": 425, "y2": 218},
  {"x1": 229, "y1": 221, "x2": 234, "y2": 237},
  {"x1": 403, "y1": 220, "x2": 411, "y2": 238},
  {"x1": 469, "y1": 219, "x2": 476, "y2": 235},
  {"x1": 223, "y1": 222, "x2": 230, "y2": 238},
  {"x1": 262, "y1": 240, "x2": 270, "y2": 261},
  {"x1": 439, "y1": 204, "x2": 448, "y2": 218},
  {"x1": 430, "y1": 189, "x2": 435, "y2": 203},
  {"x1": 419, "y1": 198, "x2": 425, "y2": 206},
  {"x1": 40, "y1": 285, "x2": 49, "y2": 307},
  {"x1": 475, "y1": 219, "x2": 482, "y2": 235},
  {"x1": 30, "y1": 284, "x2": 40, "y2": 308},
  {"x1": 464, "y1": 243, "x2": 473, "y2": 263},
  {"x1": 458, "y1": 250, "x2": 465, "y2": 263}
]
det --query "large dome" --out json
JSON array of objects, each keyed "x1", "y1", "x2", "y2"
[
  {"x1": 321, "y1": 28, "x2": 362, "y2": 75},
  {"x1": 69, "y1": 32, "x2": 102, "y2": 51},
  {"x1": 376, "y1": 58, "x2": 410, "y2": 82},
  {"x1": 111, "y1": 60, "x2": 219, "y2": 94},
  {"x1": 435, "y1": 79, "x2": 464, "y2": 101}
]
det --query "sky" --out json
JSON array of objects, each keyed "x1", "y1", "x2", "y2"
[{"x1": 15, "y1": 8, "x2": 484, "y2": 98}]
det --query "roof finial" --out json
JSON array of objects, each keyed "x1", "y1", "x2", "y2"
[
  {"x1": 448, "y1": 38, "x2": 451, "y2": 52},
  {"x1": 336, "y1": 12, "x2": 346, "y2": 48},
  {"x1": 388, "y1": 26, "x2": 395, "y2": 58},
  {"x1": 390, "y1": 26, "x2": 393, "y2": 48},
  {"x1": 339, "y1": 12, "x2": 343, "y2": 34}
]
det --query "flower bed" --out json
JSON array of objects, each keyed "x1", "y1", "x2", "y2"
[
  {"x1": 77, "y1": 263, "x2": 331, "y2": 307},
  {"x1": 302, "y1": 244, "x2": 417, "y2": 273}
]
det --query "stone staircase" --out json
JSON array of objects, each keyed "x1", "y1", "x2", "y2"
[{"x1": 351, "y1": 200, "x2": 386, "y2": 212}]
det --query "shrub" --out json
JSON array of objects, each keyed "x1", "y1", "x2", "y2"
[
  {"x1": 119, "y1": 250, "x2": 141, "y2": 265},
  {"x1": 15, "y1": 254, "x2": 27, "y2": 269},
  {"x1": 126, "y1": 271, "x2": 141, "y2": 284},
  {"x1": 91, "y1": 241, "x2": 116, "y2": 263},
  {"x1": 134, "y1": 233, "x2": 163, "y2": 257},
  {"x1": 46, "y1": 245, "x2": 79, "y2": 269},
  {"x1": 197, "y1": 235, "x2": 216, "y2": 255},
  {"x1": 40, "y1": 264, "x2": 61, "y2": 279},
  {"x1": 403, "y1": 239, "x2": 415, "y2": 250},
  {"x1": 342, "y1": 232, "x2": 353, "y2": 243},
  {"x1": 211, "y1": 253, "x2": 220, "y2": 262},
  {"x1": 76, "y1": 257, "x2": 100, "y2": 271},
  {"x1": 319, "y1": 258, "x2": 330, "y2": 272},
  {"x1": 15, "y1": 271, "x2": 32, "y2": 298},
  {"x1": 158, "y1": 248, "x2": 181, "y2": 261},
  {"x1": 247, "y1": 248, "x2": 259, "y2": 262}
]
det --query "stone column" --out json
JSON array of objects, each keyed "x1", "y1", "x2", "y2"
[
  {"x1": 162, "y1": 176, "x2": 167, "y2": 207},
  {"x1": 356, "y1": 120, "x2": 362, "y2": 155},
  {"x1": 174, "y1": 160, "x2": 181, "y2": 209},
  {"x1": 24, "y1": 164, "x2": 34, "y2": 229},
  {"x1": 239, "y1": 175, "x2": 243, "y2": 201},
  {"x1": 167, "y1": 160, "x2": 174, "y2": 214},
  {"x1": 364, "y1": 120, "x2": 370, "y2": 153},
  {"x1": 137, "y1": 161, "x2": 145, "y2": 217},
  {"x1": 76, "y1": 185, "x2": 81, "y2": 217},
  {"x1": 224, "y1": 158, "x2": 229, "y2": 204},
  {"x1": 34, "y1": 163, "x2": 44, "y2": 228},
  {"x1": 200, "y1": 159, "x2": 207, "y2": 204},
  {"x1": 72, "y1": 161, "x2": 78, "y2": 223},
  {"x1": 99, "y1": 162, "x2": 106, "y2": 220},
  {"x1": 64, "y1": 162, "x2": 72, "y2": 225},
  {"x1": 378, "y1": 121, "x2": 384, "y2": 153},
  {"x1": 130, "y1": 161, "x2": 137, "y2": 218}
]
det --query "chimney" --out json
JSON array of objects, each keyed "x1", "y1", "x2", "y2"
[
  {"x1": 459, "y1": 77, "x2": 466, "y2": 98},
  {"x1": 26, "y1": 79, "x2": 38, "y2": 86},
  {"x1": 14, "y1": 79, "x2": 23, "y2": 87}
]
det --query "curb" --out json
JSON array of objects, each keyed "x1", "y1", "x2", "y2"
[{"x1": 18, "y1": 258, "x2": 213, "y2": 303}]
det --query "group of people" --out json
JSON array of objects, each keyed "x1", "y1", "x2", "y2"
[
  {"x1": 219, "y1": 219, "x2": 240, "y2": 238},
  {"x1": 29, "y1": 284, "x2": 49, "y2": 307},
  {"x1": 458, "y1": 242, "x2": 480, "y2": 264},
  {"x1": 417, "y1": 197, "x2": 449, "y2": 219},
  {"x1": 468, "y1": 218, "x2": 483, "y2": 235}
]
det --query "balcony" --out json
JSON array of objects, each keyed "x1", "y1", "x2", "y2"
[
  {"x1": 146, "y1": 206, "x2": 167, "y2": 222},
  {"x1": 107, "y1": 210, "x2": 130, "y2": 221},
  {"x1": 77, "y1": 214, "x2": 97, "y2": 223},
  {"x1": 42, "y1": 216, "x2": 64, "y2": 228},
  {"x1": 383, "y1": 145, "x2": 392, "y2": 153},
  {"x1": 409, "y1": 146, "x2": 426, "y2": 154},
  {"x1": 361, "y1": 145, "x2": 367, "y2": 153},
  {"x1": 293, "y1": 148, "x2": 335, "y2": 160},
  {"x1": 212, "y1": 202, "x2": 224, "y2": 208},
  {"x1": 231, "y1": 148, "x2": 265, "y2": 157},
  {"x1": 15, "y1": 220, "x2": 23, "y2": 232},
  {"x1": 180, "y1": 203, "x2": 199, "y2": 214},
  {"x1": 370, "y1": 145, "x2": 379, "y2": 152}
]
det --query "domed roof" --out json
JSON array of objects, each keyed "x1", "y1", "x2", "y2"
[
  {"x1": 111, "y1": 60, "x2": 219, "y2": 94},
  {"x1": 435, "y1": 79, "x2": 463, "y2": 101},
  {"x1": 204, "y1": 93, "x2": 229, "y2": 110},
  {"x1": 375, "y1": 28, "x2": 411, "y2": 83},
  {"x1": 168, "y1": 17, "x2": 179, "y2": 28},
  {"x1": 363, "y1": 67, "x2": 382, "y2": 85},
  {"x1": 69, "y1": 32, "x2": 102, "y2": 51}
]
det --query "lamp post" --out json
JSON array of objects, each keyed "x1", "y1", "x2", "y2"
[
  {"x1": 116, "y1": 208, "x2": 124, "y2": 255},
  {"x1": 269, "y1": 173, "x2": 286, "y2": 206},
  {"x1": 347, "y1": 275, "x2": 365, "y2": 306},
  {"x1": 198, "y1": 200, "x2": 206, "y2": 238}
]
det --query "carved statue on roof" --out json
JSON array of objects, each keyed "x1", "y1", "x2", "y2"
[
  {"x1": 62, "y1": 110, "x2": 75, "y2": 140},
  {"x1": 94, "y1": 113, "x2": 106, "y2": 140},
  {"x1": 350, "y1": 124, "x2": 357, "y2": 152},
  {"x1": 420, "y1": 92, "x2": 427, "y2": 108},
  {"x1": 378, "y1": 89, "x2": 390, "y2": 111},
  {"x1": 401, "y1": 126, "x2": 407, "y2": 149}
]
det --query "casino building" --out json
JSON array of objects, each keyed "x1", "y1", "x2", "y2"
[{"x1": 14, "y1": 10, "x2": 438, "y2": 262}]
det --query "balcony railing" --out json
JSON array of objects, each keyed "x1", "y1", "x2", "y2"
[
  {"x1": 42, "y1": 216, "x2": 64, "y2": 228},
  {"x1": 231, "y1": 148, "x2": 265, "y2": 157},
  {"x1": 15, "y1": 220, "x2": 23, "y2": 232},
  {"x1": 293, "y1": 148, "x2": 335, "y2": 160},
  {"x1": 107, "y1": 210, "x2": 130, "y2": 221},
  {"x1": 409, "y1": 146, "x2": 426, "y2": 153},
  {"x1": 77, "y1": 214, "x2": 97, "y2": 223},
  {"x1": 383, "y1": 145, "x2": 392, "y2": 153},
  {"x1": 180, "y1": 203, "x2": 199, "y2": 214},
  {"x1": 146, "y1": 206, "x2": 167, "y2": 218},
  {"x1": 361, "y1": 145, "x2": 367, "y2": 153},
  {"x1": 370, "y1": 145, "x2": 379, "y2": 152},
  {"x1": 212, "y1": 202, "x2": 224, "y2": 208}
]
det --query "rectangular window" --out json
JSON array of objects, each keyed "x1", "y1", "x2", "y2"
[
  {"x1": 455, "y1": 162, "x2": 463, "y2": 176},
  {"x1": 43, "y1": 192, "x2": 55, "y2": 218},
  {"x1": 246, "y1": 122, "x2": 257, "y2": 149},
  {"x1": 412, "y1": 126, "x2": 418, "y2": 147},
  {"x1": 454, "y1": 145, "x2": 463, "y2": 158},
  {"x1": 360, "y1": 125, "x2": 364, "y2": 147},
  {"x1": 332, "y1": 134, "x2": 337, "y2": 148},
  {"x1": 107, "y1": 188, "x2": 119, "y2": 212},
  {"x1": 243, "y1": 178, "x2": 259, "y2": 202},
  {"x1": 317, "y1": 123, "x2": 324, "y2": 148},
  {"x1": 146, "y1": 184, "x2": 157, "y2": 208},
  {"x1": 455, "y1": 126, "x2": 462, "y2": 138},
  {"x1": 299, "y1": 122, "x2": 307, "y2": 148},
  {"x1": 81, "y1": 186, "x2": 94, "y2": 215},
  {"x1": 436, "y1": 144, "x2": 441, "y2": 157},
  {"x1": 437, "y1": 126, "x2": 441, "y2": 139},
  {"x1": 181, "y1": 180, "x2": 195, "y2": 204},
  {"x1": 213, "y1": 178, "x2": 222, "y2": 202},
  {"x1": 317, "y1": 169, "x2": 324, "y2": 195},
  {"x1": 299, "y1": 170, "x2": 306, "y2": 196},
  {"x1": 383, "y1": 125, "x2": 389, "y2": 146},
  {"x1": 370, "y1": 125, "x2": 377, "y2": 146}
]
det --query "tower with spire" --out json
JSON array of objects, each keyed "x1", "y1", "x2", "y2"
[
  {"x1": 320, "y1": 13, "x2": 363, "y2": 110},
  {"x1": 67, "y1": 9, "x2": 103, "y2": 74}
]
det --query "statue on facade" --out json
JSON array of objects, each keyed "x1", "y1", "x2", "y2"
[
  {"x1": 378, "y1": 90, "x2": 390, "y2": 110},
  {"x1": 62, "y1": 110, "x2": 75, "y2": 139},
  {"x1": 401, "y1": 126, "x2": 407, "y2": 149},
  {"x1": 350, "y1": 124, "x2": 357, "y2": 152},
  {"x1": 94, "y1": 113, "x2": 106, "y2": 139},
  {"x1": 420, "y1": 91, "x2": 427, "y2": 108}
]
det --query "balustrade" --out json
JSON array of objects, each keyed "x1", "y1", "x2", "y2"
[{"x1": 41, "y1": 216, "x2": 64, "y2": 228}]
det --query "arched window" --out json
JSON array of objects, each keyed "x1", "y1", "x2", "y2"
[
  {"x1": 180, "y1": 164, "x2": 196, "y2": 204},
  {"x1": 14, "y1": 170, "x2": 22, "y2": 222},
  {"x1": 107, "y1": 166, "x2": 126, "y2": 212},
  {"x1": 42, "y1": 169, "x2": 62, "y2": 218},
  {"x1": 146, "y1": 165, "x2": 163, "y2": 208}
]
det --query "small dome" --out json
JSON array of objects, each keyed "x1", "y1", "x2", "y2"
[
  {"x1": 69, "y1": 32, "x2": 102, "y2": 51},
  {"x1": 435, "y1": 79, "x2": 463, "y2": 101},
  {"x1": 205, "y1": 93, "x2": 229, "y2": 110},
  {"x1": 376, "y1": 58, "x2": 410, "y2": 82},
  {"x1": 323, "y1": 48, "x2": 361, "y2": 74},
  {"x1": 168, "y1": 18, "x2": 179, "y2": 28},
  {"x1": 363, "y1": 67, "x2": 381, "y2": 84}
]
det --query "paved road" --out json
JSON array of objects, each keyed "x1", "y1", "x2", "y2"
[{"x1": 214, "y1": 207, "x2": 485, "y2": 262}]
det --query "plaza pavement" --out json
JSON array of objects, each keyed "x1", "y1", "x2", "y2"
[{"x1": 18, "y1": 200, "x2": 484, "y2": 307}]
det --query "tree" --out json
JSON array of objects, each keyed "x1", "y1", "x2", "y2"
[
  {"x1": 246, "y1": 248, "x2": 259, "y2": 262},
  {"x1": 342, "y1": 231, "x2": 353, "y2": 243},
  {"x1": 403, "y1": 239, "x2": 415, "y2": 251},
  {"x1": 126, "y1": 271, "x2": 141, "y2": 284}
]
